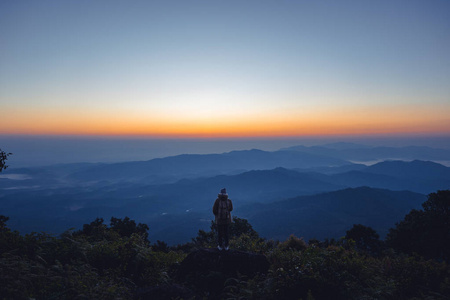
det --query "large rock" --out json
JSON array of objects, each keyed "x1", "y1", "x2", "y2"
[
  {"x1": 178, "y1": 248, "x2": 270, "y2": 278},
  {"x1": 176, "y1": 248, "x2": 270, "y2": 298},
  {"x1": 135, "y1": 284, "x2": 196, "y2": 300}
]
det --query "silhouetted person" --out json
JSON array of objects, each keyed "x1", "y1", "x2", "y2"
[{"x1": 213, "y1": 188, "x2": 233, "y2": 250}]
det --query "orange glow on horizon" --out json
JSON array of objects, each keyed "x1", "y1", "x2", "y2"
[{"x1": 2, "y1": 103, "x2": 450, "y2": 138}]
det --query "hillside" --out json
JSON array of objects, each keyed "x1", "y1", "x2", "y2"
[
  {"x1": 1, "y1": 201, "x2": 449, "y2": 300},
  {"x1": 238, "y1": 187, "x2": 426, "y2": 242}
]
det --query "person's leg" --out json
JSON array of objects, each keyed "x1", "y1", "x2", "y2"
[
  {"x1": 224, "y1": 224, "x2": 229, "y2": 250},
  {"x1": 218, "y1": 224, "x2": 224, "y2": 249}
]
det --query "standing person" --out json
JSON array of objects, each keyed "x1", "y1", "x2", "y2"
[{"x1": 213, "y1": 188, "x2": 233, "y2": 250}]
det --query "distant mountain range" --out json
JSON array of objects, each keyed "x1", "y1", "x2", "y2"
[
  {"x1": 325, "y1": 160, "x2": 450, "y2": 194},
  {"x1": 66, "y1": 149, "x2": 349, "y2": 183},
  {"x1": 281, "y1": 143, "x2": 450, "y2": 163},
  {"x1": 1, "y1": 144, "x2": 449, "y2": 244}
]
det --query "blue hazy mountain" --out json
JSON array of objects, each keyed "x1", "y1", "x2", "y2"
[
  {"x1": 0, "y1": 167, "x2": 343, "y2": 232},
  {"x1": 145, "y1": 187, "x2": 426, "y2": 244},
  {"x1": 2, "y1": 159, "x2": 448, "y2": 244},
  {"x1": 293, "y1": 163, "x2": 367, "y2": 175},
  {"x1": 1, "y1": 142, "x2": 449, "y2": 244},
  {"x1": 66, "y1": 149, "x2": 350, "y2": 183},
  {"x1": 326, "y1": 160, "x2": 450, "y2": 194},
  {"x1": 364, "y1": 159, "x2": 450, "y2": 179},
  {"x1": 281, "y1": 144, "x2": 450, "y2": 162},
  {"x1": 137, "y1": 167, "x2": 344, "y2": 211},
  {"x1": 240, "y1": 187, "x2": 426, "y2": 242},
  {"x1": 318, "y1": 142, "x2": 372, "y2": 150}
]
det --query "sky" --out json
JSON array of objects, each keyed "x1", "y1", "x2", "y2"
[{"x1": 1, "y1": 0, "x2": 450, "y2": 138}]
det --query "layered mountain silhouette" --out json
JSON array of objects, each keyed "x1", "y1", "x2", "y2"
[
  {"x1": 327, "y1": 160, "x2": 450, "y2": 194},
  {"x1": 67, "y1": 149, "x2": 349, "y2": 183},
  {"x1": 239, "y1": 187, "x2": 426, "y2": 241},
  {"x1": 1, "y1": 143, "x2": 449, "y2": 244}
]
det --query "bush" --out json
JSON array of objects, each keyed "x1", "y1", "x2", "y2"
[
  {"x1": 1, "y1": 211, "x2": 450, "y2": 299},
  {"x1": 278, "y1": 234, "x2": 308, "y2": 252}
]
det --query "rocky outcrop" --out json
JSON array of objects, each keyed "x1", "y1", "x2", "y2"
[
  {"x1": 135, "y1": 284, "x2": 196, "y2": 300},
  {"x1": 137, "y1": 248, "x2": 269, "y2": 299},
  {"x1": 178, "y1": 248, "x2": 270, "y2": 278},
  {"x1": 176, "y1": 248, "x2": 269, "y2": 297}
]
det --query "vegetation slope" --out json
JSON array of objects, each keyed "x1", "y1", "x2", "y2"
[{"x1": 1, "y1": 190, "x2": 449, "y2": 299}]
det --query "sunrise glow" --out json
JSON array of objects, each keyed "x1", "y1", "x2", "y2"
[{"x1": 1, "y1": 1, "x2": 450, "y2": 138}]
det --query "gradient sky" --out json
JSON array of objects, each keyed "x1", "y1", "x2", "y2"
[{"x1": 1, "y1": 0, "x2": 450, "y2": 137}]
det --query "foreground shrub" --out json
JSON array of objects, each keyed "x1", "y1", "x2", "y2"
[{"x1": 278, "y1": 234, "x2": 308, "y2": 252}]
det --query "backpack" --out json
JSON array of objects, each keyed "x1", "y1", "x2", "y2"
[{"x1": 218, "y1": 198, "x2": 229, "y2": 221}]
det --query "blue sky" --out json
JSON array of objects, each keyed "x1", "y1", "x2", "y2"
[{"x1": 1, "y1": 0, "x2": 450, "y2": 136}]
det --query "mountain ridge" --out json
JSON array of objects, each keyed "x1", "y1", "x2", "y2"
[
  {"x1": 67, "y1": 149, "x2": 350, "y2": 183},
  {"x1": 281, "y1": 144, "x2": 450, "y2": 162}
]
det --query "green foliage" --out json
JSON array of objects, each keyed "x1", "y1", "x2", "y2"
[
  {"x1": 0, "y1": 216, "x2": 185, "y2": 299},
  {"x1": 229, "y1": 216, "x2": 260, "y2": 239},
  {"x1": 0, "y1": 215, "x2": 24, "y2": 254},
  {"x1": 0, "y1": 149, "x2": 12, "y2": 172},
  {"x1": 387, "y1": 190, "x2": 450, "y2": 260},
  {"x1": 278, "y1": 234, "x2": 308, "y2": 252},
  {"x1": 152, "y1": 240, "x2": 170, "y2": 253},
  {"x1": 262, "y1": 243, "x2": 449, "y2": 300},
  {"x1": 230, "y1": 233, "x2": 275, "y2": 253},
  {"x1": 75, "y1": 217, "x2": 109, "y2": 241},
  {"x1": 110, "y1": 216, "x2": 150, "y2": 240},
  {"x1": 192, "y1": 225, "x2": 216, "y2": 248},
  {"x1": 0, "y1": 215, "x2": 9, "y2": 232},
  {"x1": 222, "y1": 275, "x2": 253, "y2": 299},
  {"x1": 0, "y1": 225, "x2": 134, "y2": 299},
  {"x1": 74, "y1": 216, "x2": 150, "y2": 243},
  {"x1": 1, "y1": 201, "x2": 450, "y2": 299}
]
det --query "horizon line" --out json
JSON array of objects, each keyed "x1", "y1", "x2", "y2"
[{"x1": 1, "y1": 132, "x2": 450, "y2": 140}]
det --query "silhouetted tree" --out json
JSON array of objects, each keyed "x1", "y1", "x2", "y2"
[
  {"x1": 0, "y1": 215, "x2": 9, "y2": 232},
  {"x1": 74, "y1": 217, "x2": 108, "y2": 241},
  {"x1": 0, "y1": 149, "x2": 12, "y2": 172},
  {"x1": 387, "y1": 190, "x2": 450, "y2": 260},
  {"x1": 73, "y1": 217, "x2": 150, "y2": 243},
  {"x1": 345, "y1": 224, "x2": 383, "y2": 255},
  {"x1": 193, "y1": 226, "x2": 216, "y2": 246},
  {"x1": 110, "y1": 216, "x2": 149, "y2": 240},
  {"x1": 0, "y1": 215, "x2": 23, "y2": 254},
  {"x1": 152, "y1": 240, "x2": 170, "y2": 253},
  {"x1": 229, "y1": 216, "x2": 259, "y2": 238}
]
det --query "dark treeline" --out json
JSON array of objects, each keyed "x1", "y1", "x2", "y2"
[{"x1": 1, "y1": 190, "x2": 449, "y2": 299}]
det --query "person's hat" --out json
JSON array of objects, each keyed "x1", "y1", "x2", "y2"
[{"x1": 220, "y1": 188, "x2": 228, "y2": 196}]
